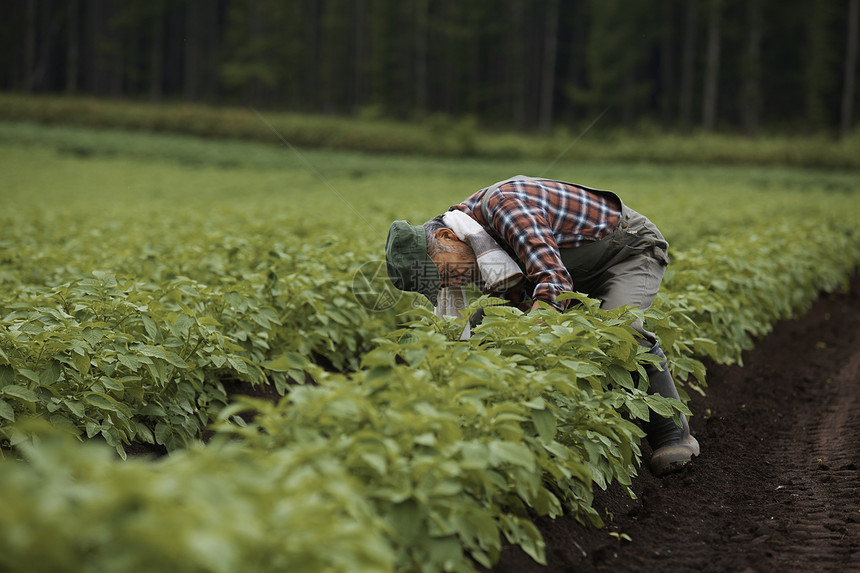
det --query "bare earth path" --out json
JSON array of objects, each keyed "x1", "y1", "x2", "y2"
[{"x1": 492, "y1": 276, "x2": 860, "y2": 572}]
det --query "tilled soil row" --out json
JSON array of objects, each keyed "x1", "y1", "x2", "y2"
[{"x1": 492, "y1": 275, "x2": 860, "y2": 573}]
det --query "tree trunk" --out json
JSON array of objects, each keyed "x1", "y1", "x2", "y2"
[
  {"x1": 109, "y1": 14, "x2": 123, "y2": 98},
  {"x1": 353, "y1": 0, "x2": 366, "y2": 111},
  {"x1": 564, "y1": 0, "x2": 585, "y2": 125},
  {"x1": 805, "y1": 2, "x2": 836, "y2": 131},
  {"x1": 86, "y1": 0, "x2": 99, "y2": 94},
  {"x1": 203, "y1": 1, "x2": 220, "y2": 101},
  {"x1": 414, "y1": 0, "x2": 429, "y2": 117},
  {"x1": 841, "y1": 0, "x2": 859, "y2": 138},
  {"x1": 150, "y1": 6, "x2": 164, "y2": 101},
  {"x1": 23, "y1": 0, "x2": 36, "y2": 92},
  {"x1": 106, "y1": 3, "x2": 128, "y2": 97},
  {"x1": 701, "y1": 0, "x2": 721, "y2": 131},
  {"x1": 32, "y1": 0, "x2": 58, "y2": 92},
  {"x1": 467, "y1": 11, "x2": 481, "y2": 116},
  {"x1": 185, "y1": 0, "x2": 200, "y2": 102},
  {"x1": 66, "y1": 0, "x2": 79, "y2": 93},
  {"x1": 660, "y1": 0, "x2": 675, "y2": 130},
  {"x1": 539, "y1": 0, "x2": 560, "y2": 135},
  {"x1": 678, "y1": 0, "x2": 697, "y2": 132},
  {"x1": 319, "y1": 0, "x2": 348, "y2": 114},
  {"x1": 125, "y1": 18, "x2": 139, "y2": 95},
  {"x1": 509, "y1": 0, "x2": 527, "y2": 130},
  {"x1": 85, "y1": 0, "x2": 121, "y2": 97},
  {"x1": 303, "y1": 0, "x2": 320, "y2": 110},
  {"x1": 208, "y1": 2, "x2": 224, "y2": 101},
  {"x1": 740, "y1": 0, "x2": 762, "y2": 135}
]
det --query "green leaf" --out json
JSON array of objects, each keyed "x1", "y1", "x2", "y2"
[
  {"x1": 86, "y1": 421, "x2": 100, "y2": 438},
  {"x1": 134, "y1": 421, "x2": 155, "y2": 444},
  {"x1": 72, "y1": 353, "x2": 91, "y2": 375},
  {"x1": 141, "y1": 314, "x2": 158, "y2": 339},
  {"x1": 40, "y1": 360, "x2": 62, "y2": 386},
  {"x1": 174, "y1": 313, "x2": 195, "y2": 338},
  {"x1": 117, "y1": 353, "x2": 142, "y2": 371},
  {"x1": 83, "y1": 392, "x2": 131, "y2": 416},
  {"x1": 63, "y1": 399, "x2": 85, "y2": 418},
  {"x1": 162, "y1": 350, "x2": 188, "y2": 369},
  {"x1": 428, "y1": 536, "x2": 463, "y2": 567},
  {"x1": 154, "y1": 421, "x2": 173, "y2": 445},
  {"x1": 360, "y1": 451, "x2": 387, "y2": 475},
  {"x1": 17, "y1": 368, "x2": 40, "y2": 384},
  {"x1": 263, "y1": 352, "x2": 307, "y2": 373},
  {"x1": 0, "y1": 398, "x2": 15, "y2": 421},
  {"x1": 559, "y1": 359, "x2": 602, "y2": 378},
  {"x1": 138, "y1": 345, "x2": 168, "y2": 360},
  {"x1": 82, "y1": 326, "x2": 104, "y2": 346},
  {"x1": 100, "y1": 376, "x2": 123, "y2": 392},
  {"x1": 606, "y1": 364, "x2": 634, "y2": 389},
  {"x1": 646, "y1": 395, "x2": 680, "y2": 418},
  {"x1": 625, "y1": 397, "x2": 649, "y2": 420},
  {"x1": 501, "y1": 515, "x2": 546, "y2": 565},
  {"x1": 389, "y1": 500, "x2": 422, "y2": 541},
  {"x1": 460, "y1": 441, "x2": 490, "y2": 470},
  {"x1": 404, "y1": 347, "x2": 428, "y2": 366},
  {"x1": 489, "y1": 441, "x2": 535, "y2": 469},
  {"x1": 140, "y1": 403, "x2": 167, "y2": 417},
  {"x1": 227, "y1": 356, "x2": 250, "y2": 375},
  {"x1": 84, "y1": 393, "x2": 120, "y2": 412},
  {"x1": 531, "y1": 409, "x2": 556, "y2": 442},
  {"x1": 522, "y1": 396, "x2": 545, "y2": 410},
  {"x1": 2, "y1": 385, "x2": 38, "y2": 403},
  {"x1": 0, "y1": 365, "x2": 15, "y2": 387}
]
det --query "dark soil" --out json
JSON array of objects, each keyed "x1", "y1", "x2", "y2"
[{"x1": 492, "y1": 276, "x2": 860, "y2": 573}]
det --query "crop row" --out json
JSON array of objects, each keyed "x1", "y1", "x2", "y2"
[
  {"x1": 0, "y1": 247, "x2": 402, "y2": 455},
  {"x1": 2, "y1": 136, "x2": 859, "y2": 571},
  {"x1": 6, "y1": 209, "x2": 854, "y2": 459},
  {"x1": 2, "y1": 214, "x2": 858, "y2": 571}
]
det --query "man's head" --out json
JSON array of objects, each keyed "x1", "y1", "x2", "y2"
[
  {"x1": 423, "y1": 215, "x2": 479, "y2": 288},
  {"x1": 385, "y1": 216, "x2": 479, "y2": 305}
]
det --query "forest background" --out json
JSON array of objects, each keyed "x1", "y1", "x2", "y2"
[{"x1": 2, "y1": 0, "x2": 859, "y2": 140}]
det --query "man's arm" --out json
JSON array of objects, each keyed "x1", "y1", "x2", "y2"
[{"x1": 484, "y1": 190, "x2": 572, "y2": 310}]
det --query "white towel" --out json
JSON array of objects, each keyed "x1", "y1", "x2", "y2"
[
  {"x1": 435, "y1": 285, "x2": 473, "y2": 340},
  {"x1": 442, "y1": 210, "x2": 523, "y2": 291},
  {"x1": 434, "y1": 210, "x2": 524, "y2": 339}
]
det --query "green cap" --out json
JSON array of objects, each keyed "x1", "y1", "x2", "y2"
[{"x1": 385, "y1": 220, "x2": 441, "y2": 305}]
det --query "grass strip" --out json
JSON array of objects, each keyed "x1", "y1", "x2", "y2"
[{"x1": 3, "y1": 92, "x2": 860, "y2": 169}]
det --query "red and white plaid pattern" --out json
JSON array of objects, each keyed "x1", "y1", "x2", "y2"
[{"x1": 450, "y1": 177, "x2": 621, "y2": 307}]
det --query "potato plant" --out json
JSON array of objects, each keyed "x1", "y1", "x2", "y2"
[{"x1": 0, "y1": 129, "x2": 859, "y2": 572}]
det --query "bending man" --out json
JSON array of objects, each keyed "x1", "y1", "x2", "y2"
[{"x1": 384, "y1": 175, "x2": 699, "y2": 476}]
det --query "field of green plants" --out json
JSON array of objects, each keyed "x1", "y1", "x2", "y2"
[
  {"x1": 1, "y1": 122, "x2": 859, "y2": 572},
  {"x1": 5, "y1": 93, "x2": 860, "y2": 170}
]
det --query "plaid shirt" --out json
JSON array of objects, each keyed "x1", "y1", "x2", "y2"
[{"x1": 450, "y1": 178, "x2": 621, "y2": 308}]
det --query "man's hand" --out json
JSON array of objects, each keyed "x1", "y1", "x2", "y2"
[
  {"x1": 530, "y1": 300, "x2": 561, "y2": 313},
  {"x1": 529, "y1": 300, "x2": 559, "y2": 326}
]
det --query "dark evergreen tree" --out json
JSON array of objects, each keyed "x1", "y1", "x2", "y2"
[
  {"x1": 0, "y1": 0, "x2": 856, "y2": 135},
  {"x1": 842, "y1": 0, "x2": 859, "y2": 137}
]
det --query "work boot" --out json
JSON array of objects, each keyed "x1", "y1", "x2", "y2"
[{"x1": 641, "y1": 343, "x2": 700, "y2": 476}]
